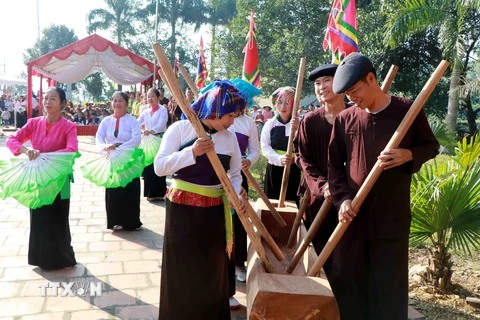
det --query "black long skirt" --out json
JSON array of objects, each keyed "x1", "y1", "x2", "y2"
[
  {"x1": 105, "y1": 178, "x2": 142, "y2": 230},
  {"x1": 143, "y1": 163, "x2": 166, "y2": 198},
  {"x1": 29, "y1": 194, "x2": 76, "y2": 270},
  {"x1": 228, "y1": 172, "x2": 249, "y2": 296},
  {"x1": 264, "y1": 163, "x2": 301, "y2": 206},
  {"x1": 160, "y1": 199, "x2": 230, "y2": 320}
]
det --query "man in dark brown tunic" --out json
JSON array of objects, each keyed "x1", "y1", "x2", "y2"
[
  {"x1": 328, "y1": 53, "x2": 439, "y2": 320},
  {"x1": 294, "y1": 64, "x2": 348, "y2": 279}
]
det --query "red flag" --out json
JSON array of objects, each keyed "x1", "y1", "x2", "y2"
[
  {"x1": 242, "y1": 12, "x2": 260, "y2": 88},
  {"x1": 195, "y1": 37, "x2": 208, "y2": 89}
]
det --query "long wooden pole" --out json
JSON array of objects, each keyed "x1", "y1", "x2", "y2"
[
  {"x1": 286, "y1": 189, "x2": 310, "y2": 248},
  {"x1": 287, "y1": 199, "x2": 330, "y2": 273},
  {"x1": 153, "y1": 43, "x2": 283, "y2": 269},
  {"x1": 278, "y1": 57, "x2": 306, "y2": 207},
  {"x1": 286, "y1": 64, "x2": 401, "y2": 268},
  {"x1": 381, "y1": 65, "x2": 399, "y2": 93},
  {"x1": 160, "y1": 64, "x2": 283, "y2": 262},
  {"x1": 177, "y1": 62, "x2": 199, "y2": 99},
  {"x1": 242, "y1": 168, "x2": 286, "y2": 227},
  {"x1": 307, "y1": 60, "x2": 449, "y2": 277}
]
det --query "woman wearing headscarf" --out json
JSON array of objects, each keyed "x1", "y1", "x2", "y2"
[
  {"x1": 261, "y1": 86, "x2": 301, "y2": 205},
  {"x1": 154, "y1": 81, "x2": 247, "y2": 320},
  {"x1": 201, "y1": 78, "x2": 262, "y2": 308},
  {"x1": 138, "y1": 88, "x2": 168, "y2": 201}
]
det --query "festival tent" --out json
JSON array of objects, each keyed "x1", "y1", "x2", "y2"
[
  {"x1": 25, "y1": 34, "x2": 159, "y2": 118},
  {"x1": 0, "y1": 74, "x2": 27, "y2": 86}
]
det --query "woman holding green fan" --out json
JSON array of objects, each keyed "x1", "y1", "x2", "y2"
[
  {"x1": 4, "y1": 87, "x2": 78, "y2": 270},
  {"x1": 138, "y1": 88, "x2": 168, "y2": 202},
  {"x1": 84, "y1": 91, "x2": 143, "y2": 231}
]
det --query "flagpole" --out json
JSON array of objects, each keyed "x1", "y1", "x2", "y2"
[
  {"x1": 36, "y1": 0, "x2": 41, "y2": 44},
  {"x1": 153, "y1": 0, "x2": 159, "y2": 87}
]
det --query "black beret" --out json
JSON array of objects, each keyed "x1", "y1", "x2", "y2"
[
  {"x1": 333, "y1": 53, "x2": 376, "y2": 94},
  {"x1": 308, "y1": 64, "x2": 338, "y2": 81}
]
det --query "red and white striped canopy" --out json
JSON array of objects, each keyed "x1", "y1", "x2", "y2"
[{"x1": 27, "y1": 34, "x2": 156, "y2": 85}]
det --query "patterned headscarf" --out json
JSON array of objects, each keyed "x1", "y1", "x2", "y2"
[
  {"x1": 182, "y1": 80, "x2": 247, "y2": 120},
  {"x1": 271, "y1": 86, "x2": 296, "y2": 112},
  {"x1": 201, "y1": 78, "x2": 263, "y2": 109}
]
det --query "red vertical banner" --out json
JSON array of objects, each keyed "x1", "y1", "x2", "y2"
[{"x1": 242, "y1": 11, "x2": 260, "y2": 88}]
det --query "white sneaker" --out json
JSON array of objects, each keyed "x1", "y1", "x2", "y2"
[
  {"x1": 235, "y1": 266, "x2": 247, "y2": 282},
  {"x1": 229, "y1": 297, "x2": 240, "y2": 310},
  {"x1": 113, "y1": 225, "x2": 123, "y2": 231}
]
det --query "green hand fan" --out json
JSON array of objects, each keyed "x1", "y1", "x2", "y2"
[
  {"x1": 81, "y1": 148, "x2": 145, "y2": 188},
  {"x1": 0, "y1": 152, "x2": 80, "y2": 208},
  {"x1": 10, "y1": 176, "x2": 67, "y2": 209},
  {"x1": 0, "y1": 160, "x2": 10, "y2": 172},
  {"x1": 139, "y1": 134, "x2": 162, "y2": 166}
]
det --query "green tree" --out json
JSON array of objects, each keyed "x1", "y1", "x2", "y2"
[
  {"x1": 79, "y1": 72, "x2": 104, "y2": 101},
  {"x1": 23, "y1": 25, "x2": 78, "y2": 63},
  {"x1": 357, "y1": 1, "x2": 449, "y2": 118},
  {"x1": 205, "y1": 0, "x2": 237, "y2": 80},
  {"x1": 385, "y1": 0, "x2": 480, "y2": 133},
  {"x1": 217, "y1": 0, "x2": 332, "y2": 96},
  {"x1": 410, "y1": 132, "x2": 480, "y2": 289},
  {"x1": 145, "y1": 0, "x2": 210, "y2": 64},
  {"x1": 87, "y1": 0, "x2": 149, "y2": 47}
]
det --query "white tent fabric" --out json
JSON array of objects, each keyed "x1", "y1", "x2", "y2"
[
  {"x1": 0, "y1": 74, "x2": 27, "y2": 86},
  {"x1": 31, "y1": 47, "x2": 153, "y2": 85},
  {"x1": 25, "y1": 34, "x2": 158, "y2": 118}
]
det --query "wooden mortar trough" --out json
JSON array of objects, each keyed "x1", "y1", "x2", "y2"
[{"x1": 246, "y1": 199, "x2": 339, "y2": 320}]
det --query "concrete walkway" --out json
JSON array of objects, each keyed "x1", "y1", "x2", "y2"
[{"x1": 0, "y1": 135, "x2": 247, "y2": 320}]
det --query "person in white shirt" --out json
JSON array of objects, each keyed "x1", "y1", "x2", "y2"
[
  {"x1": 154, "y1": 81, "x2": 247, "y2": 320},
  {"x1": 31, "y1": 95, "x2": 40, "y2": 117},
  {"x1": 224, "y1": 79, "x2": 262, "y2": 308},
  {"x1": 138, "y1": 88, "x2": 168, "y2": 201},
  {"x1": 95, "y1": 92, "x2": 142, "y2": 231},
  {"x1": 15, "y1": 96, "x2": 26, "y2": 128},
  {"x1": 249, "y1": 105, "x2": 259, "y2": 119},
  {"x1": 261, "y1": 86, "x2": 301, "y2": 206}
]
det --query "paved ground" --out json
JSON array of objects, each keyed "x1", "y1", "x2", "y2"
[{"x1": 0, "y1": 135, "x2": 247, "y2": 320}]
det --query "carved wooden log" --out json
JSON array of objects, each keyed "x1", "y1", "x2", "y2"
[{"x1": 247, "y1": 198, "x2": 339, "y2": 319}]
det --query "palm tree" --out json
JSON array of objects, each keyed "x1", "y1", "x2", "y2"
[
  {"x1": 87, "y1": 0, "x2": 149, "y2": 90},
  {"x1": 385, "y1": 0, "x2": 480, "y2": 133},
  {"x1": 87, "y1": 0, "x2": 148, "y2": 47},
  {"x1": 146, "y1": 0, "x2": 210, "y2": 64},
  {"x1": 410, "y1": 133, "x2": 480, "y2": 289},
  {"x1": 203, "y1": 0, "x2": 237, "y2": 79}
]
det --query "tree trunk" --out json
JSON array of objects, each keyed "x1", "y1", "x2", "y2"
[
  {"x1": 210, "y1": 25, "x2": 217, "y2": 81},
  {"x1": 170, "y1": 0, "x2": 177, "y2": 66},
  {"x1": 427, "y1": 244, "x2": 453, "y2": 290},
  {"x1": 445, "y1": 62, "x2": 462, "y2": 134},
  {"x1": 464, "y1": 93, "x2": 478, "y2": 135}
]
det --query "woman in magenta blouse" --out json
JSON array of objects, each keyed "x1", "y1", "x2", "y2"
[{"x1": 6, "y1": 87, "x2": 78, "y2": 270}]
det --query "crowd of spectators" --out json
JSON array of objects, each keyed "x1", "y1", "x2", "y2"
[{"x1": 1, "y1": 89, "x2": 321, "y2": 134}]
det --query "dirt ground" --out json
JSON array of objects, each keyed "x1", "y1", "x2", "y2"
[{"x1": 409, "y1": 248, "x2": 480, "y2": 319}]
